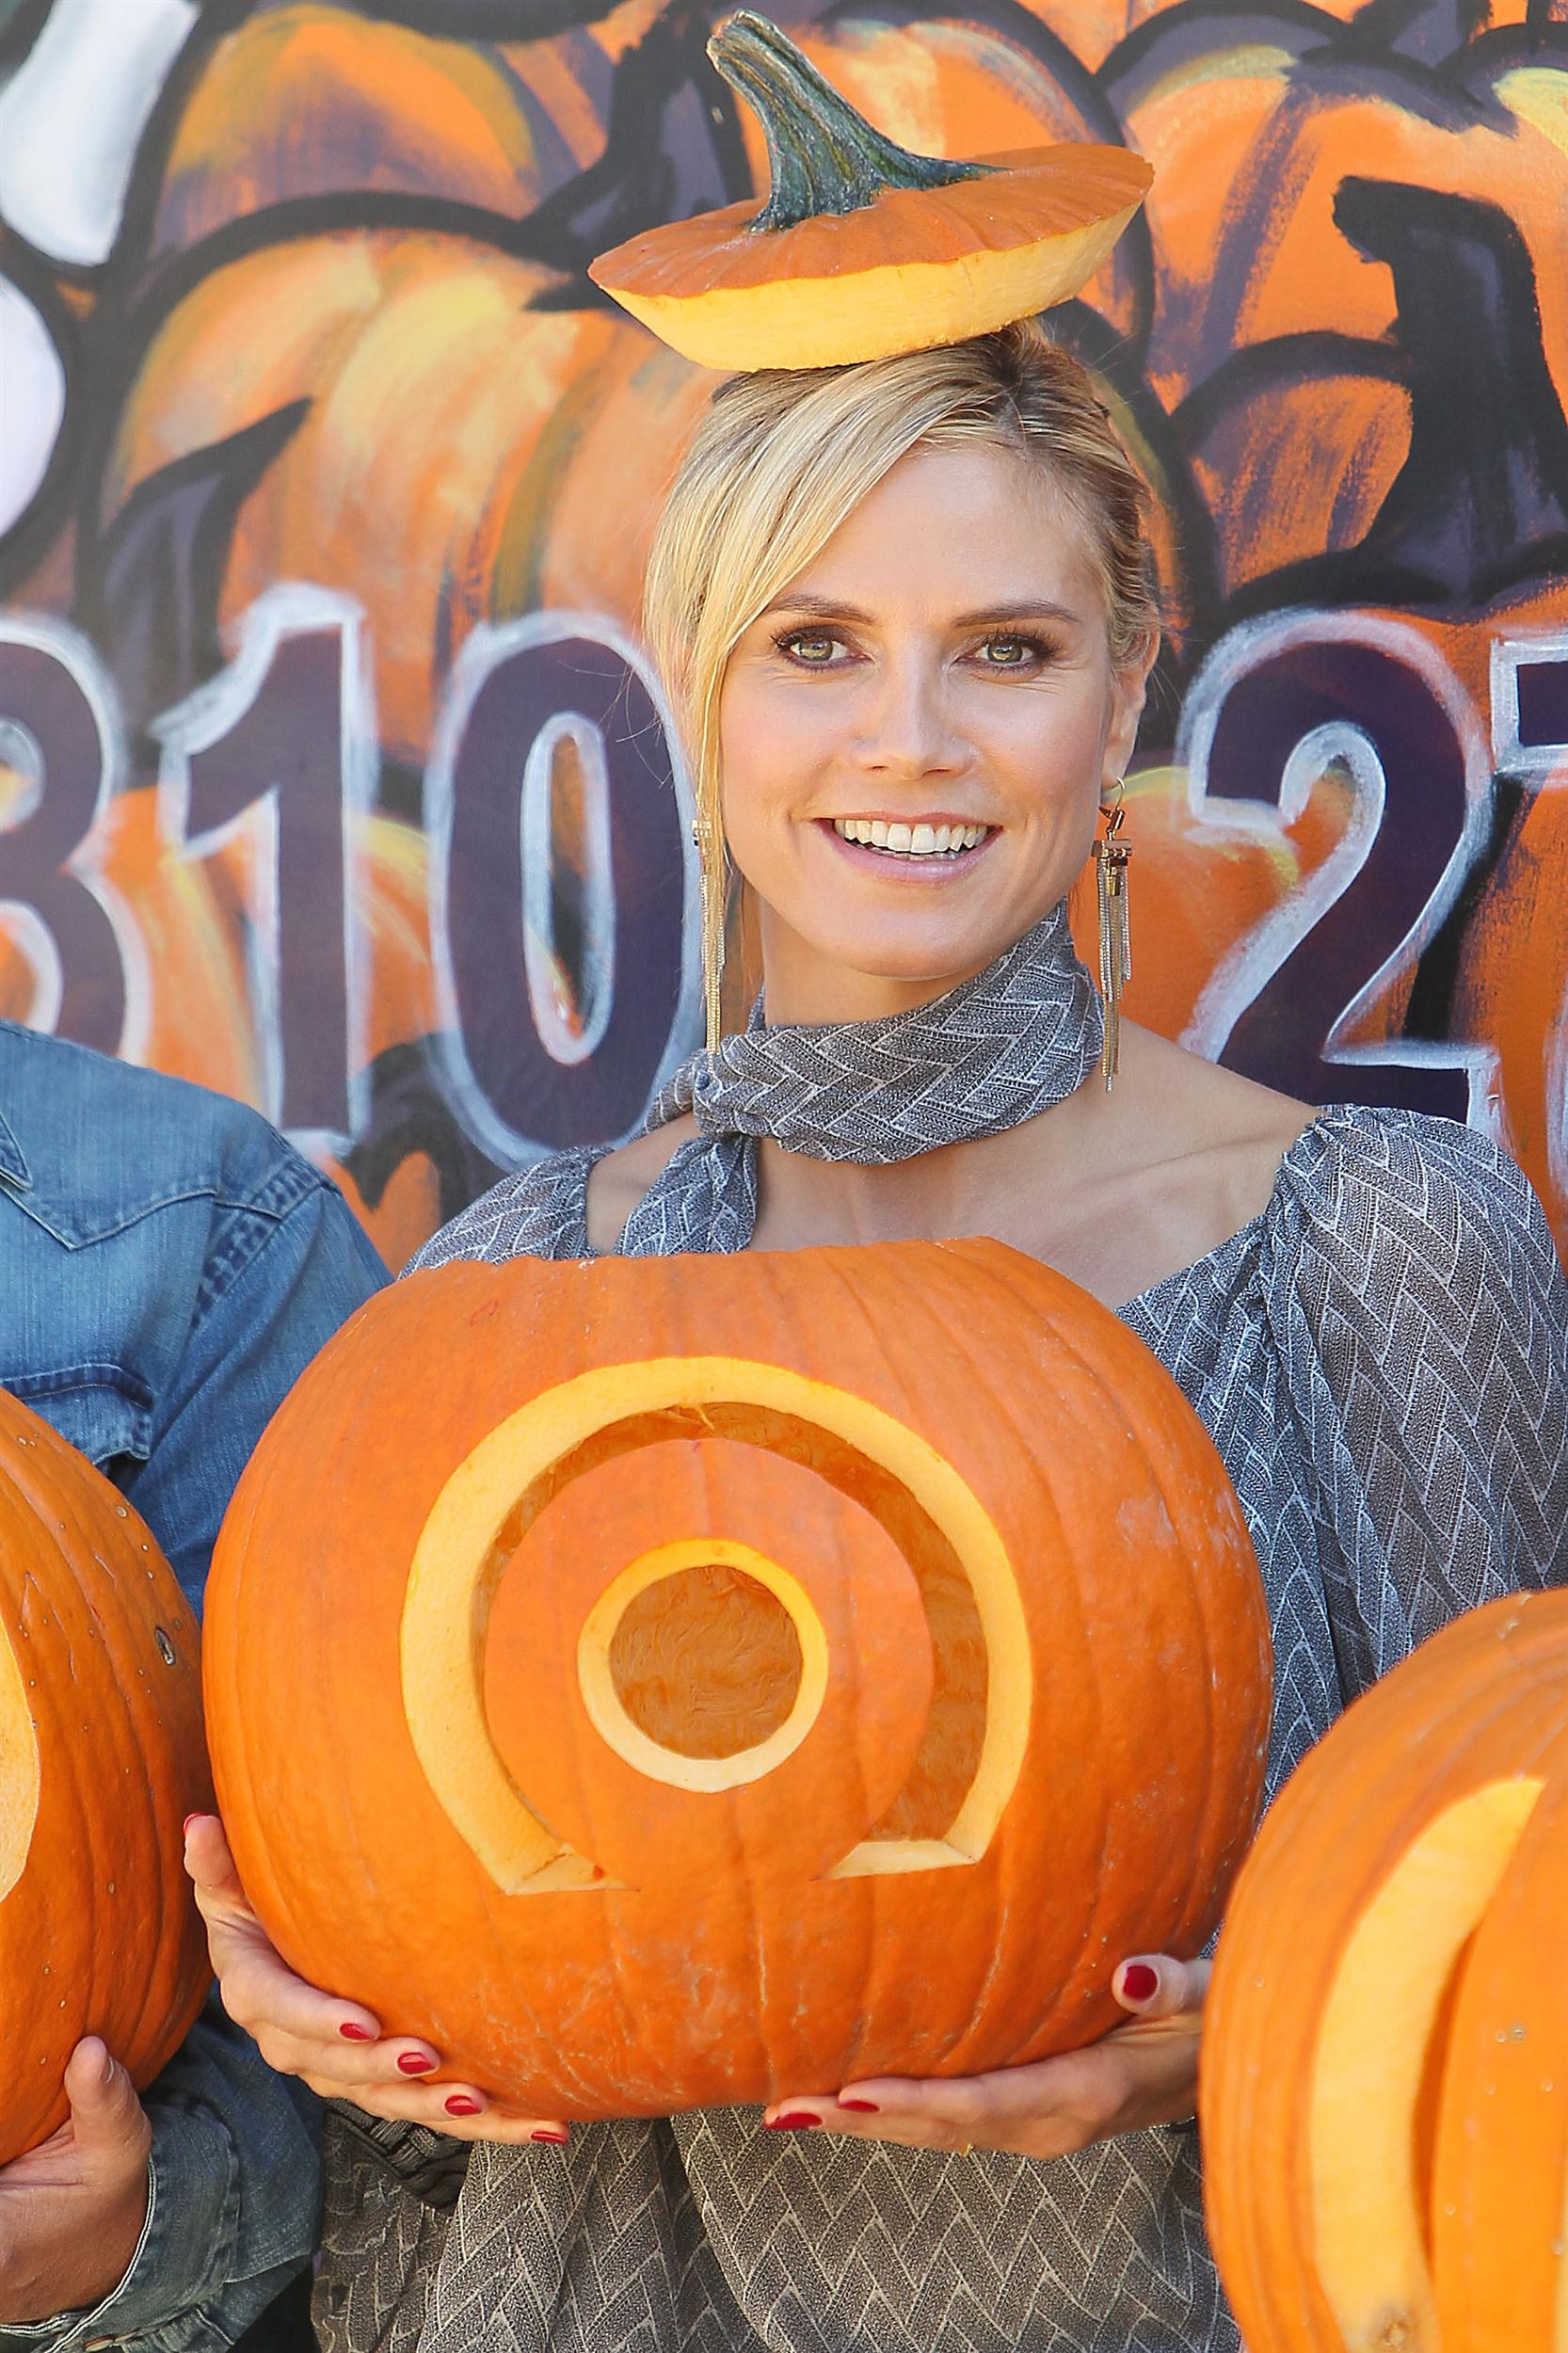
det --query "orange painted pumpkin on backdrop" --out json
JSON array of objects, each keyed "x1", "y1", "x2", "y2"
[
  {"x1": 0, "y1": 784, "x2": 435, "y2": 1115},
  {"x1": 1201, "y1": 1590, "x2": 1568, "y2": 2353},
  {"x1": 104, "y1": 232, "x2": 709, "y2": 765},
  {"x1": 0, "y1": 1391, "x2": 211, "y2": 2164},
  {"x1": 1068, "y1": 760, "x2": 1354, "y2": 1042},
  {"x1": 1117, "y1": 36, "x2": 1568, "y2": 418},
  {"x1": 203, "y1": 1240, "x2": 1271, "y2": 2118},
  {"x1": 145, "y1": 0, "x2": 672, "y2": 263}
]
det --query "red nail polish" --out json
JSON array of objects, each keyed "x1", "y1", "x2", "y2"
[
  {"x1": 397, "y1": 2051, "x2": 435, "y2": 2075},
  {"x1": 445, "y1": 2093, "x2": 483, "y2": 2117},
  {"x1": 767, "y1": 2111, "x2": 822, "y2": 2131},
  {"x1": 339, "y1": 2023, "x2": 375, "y2": 2042},
  {"x1": 532, "y1": 2128, "x2": 569, "y2": 2144},
  {"x1": 1121, "y1": 1962, "x2": 1159, "y2": 2002},
  {"x1": 838, "y1": 2098, "x2": 879, "y2": 2113}
]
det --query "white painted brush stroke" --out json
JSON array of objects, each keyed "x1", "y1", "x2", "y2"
[
  {"x1": 0, "y1": 278, "x2": 65, "y2": 535},
  {"x1": 0, "y1": 0, "x2": 198, "y2": 264}
]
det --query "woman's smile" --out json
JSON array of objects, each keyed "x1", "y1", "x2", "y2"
[{"x1": 821, "y1": 814, "x2": 998, "y2": 874}]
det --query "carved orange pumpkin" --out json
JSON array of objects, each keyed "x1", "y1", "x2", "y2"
[
  {"x1": 590, "y1": 13, "x2": 1151, "y2": 369},
  {"x1": 0, "y1": 1390, "x2": 211, "y2": 2163},
  {"x1": 204, "y1": 1240, "x2": 1270, "y2": 2116},
  {"x1": 1431, "y1": 1748, "x2": 1568, "y2": 2353},
  {"x1": 1201, "y1": 1590, "x2": 1568, "y2": 2353}
]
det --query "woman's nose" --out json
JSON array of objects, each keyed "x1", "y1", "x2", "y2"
[{"x1": 849, "y1": 654, "x2": 964, "y2": 777}]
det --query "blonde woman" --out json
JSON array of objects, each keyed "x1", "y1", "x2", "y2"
[{"x1": 188, "y1": 325, "x2": 1568, "y2": 2352}]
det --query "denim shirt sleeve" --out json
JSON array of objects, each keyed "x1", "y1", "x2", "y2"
[
  {"x1": 120, "y1": 1160, "x2": 388, "y2": 1609},
  {"x1": 0, "y1": 1058, "x2": 388, "y2": 2351}
]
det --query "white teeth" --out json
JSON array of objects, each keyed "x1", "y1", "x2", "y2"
[{"x1": 831, "y1": 818, "x2": 991, "y2": 857}]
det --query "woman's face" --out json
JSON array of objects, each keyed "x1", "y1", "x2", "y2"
[{"x1": 717, "y1": 440, "x2": 1152, "y2": 1021}]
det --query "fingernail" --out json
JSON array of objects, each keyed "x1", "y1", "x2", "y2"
[
  {"x1": 183, "y1": 1813, "x2": 201, "y2": 1836},
  {"x1": 445, "y1": 2093, "x2": 483, "y2": 2118},
  {"x1": 838, "y1": 2098, "x2": 879, "y2": 2113},
  {"x1": 397, "y1": 2051, "x2": 436, "y2": 2075},
  {"x1": 339, "y1": 2023, "x2": 375, "y2": 2042},
  {"x1": 1120, "y1": 1962, "x2": 1159, "y2": 2002},
  {"x1": 532, "y1": 2128, "x2": 569, "y2": 2144},
  {"x1": 765, "y1": 2111, "x2": 822, "y2": 2131}
]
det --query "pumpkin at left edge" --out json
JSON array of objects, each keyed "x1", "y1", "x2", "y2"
[
  {"x1": 203, "y1": 1238, "x2": 1272, "y2": 2118},
  {"x1": 0, "y1": 1390, "x2": 212, "y2": 2164}
]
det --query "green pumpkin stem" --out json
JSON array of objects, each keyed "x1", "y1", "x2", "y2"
[{"x1": 708, "y1": 11, "x2": 990, "y2": 232}]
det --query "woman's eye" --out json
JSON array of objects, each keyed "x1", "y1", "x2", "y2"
[
  {"x1": 976, "y1": 634, "x2": 1047, "y2": 668},
  {"x1": 778, "y1": 631, "x2": 844, "y2": 666}
]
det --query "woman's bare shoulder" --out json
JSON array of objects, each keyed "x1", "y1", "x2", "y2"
[
  {"x1": 1116, "y1": 1025, "x2": 1317, "y2": 1215},
  {"x1": 584, "y1": 1115, "x2": 698, "y2": 1254}
]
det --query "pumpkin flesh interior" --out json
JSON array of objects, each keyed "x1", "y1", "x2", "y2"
[
  {"x1": 603, "y1": 207, "x2": 1144, "y2": 372},
  {"x1": 0, "y1": 1618, "x2": 41, "y2": 1902},
  {"x1": 1308, "y1": 1777, "x2": 1544, "y2": 2351}
]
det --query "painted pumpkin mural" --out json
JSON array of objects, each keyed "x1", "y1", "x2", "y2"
[
  {"x1": 203, "y1": 1240, "x2": 1271, "y2": 2112},
  {"x1": 0, "y1": 1390, "x2": 211, "y2": 2164},
  {"x1": 0, "y1": 0, "x2": 1563, "y2": 1267}
]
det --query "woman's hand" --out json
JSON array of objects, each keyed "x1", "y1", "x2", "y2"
[
  {"x1": 183, "y1": 1816, "x2": 570, "y2": 2148},
  {"x1": 760, "y1": 1956, "x2": 1207, "y2": 2159}
]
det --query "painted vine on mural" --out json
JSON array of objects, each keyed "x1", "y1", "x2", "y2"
[{"x1": 1, "y1": 0, "x2": 1565, "y2": 1269}]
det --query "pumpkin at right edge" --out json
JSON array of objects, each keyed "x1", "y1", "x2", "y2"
[{"x1": 1200, "y1": 1588, "x2": 1568, "y2": 2353}]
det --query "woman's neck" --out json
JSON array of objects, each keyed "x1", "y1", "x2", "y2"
[
  {"x1": 751, "y1": 1080, "x2": 1103, "y2": 1252},
  {"x1": 753, "y1": 908, "x2": 989, "y2": 1027}
]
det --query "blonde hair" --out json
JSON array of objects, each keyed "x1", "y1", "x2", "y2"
[{"x1": 642, "y1": 322, "x2": 1160, "y2": 1043}]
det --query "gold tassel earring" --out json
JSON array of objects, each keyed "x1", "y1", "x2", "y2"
[
  {"x1": 694, "y1": 806, "x2": 726, "y2": 1053},
  {"x1": 1093, "y1": 781, "x2": 1131, "y2": 1091}
]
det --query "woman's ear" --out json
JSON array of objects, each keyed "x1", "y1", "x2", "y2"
[{"x1": 1104, "y1": 628, "x2": 1158, "y2": 784}]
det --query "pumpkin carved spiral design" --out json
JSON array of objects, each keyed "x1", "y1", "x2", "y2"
[{"x1": 205, "y1": 1239, "x2": 1270, "y2": 2117}]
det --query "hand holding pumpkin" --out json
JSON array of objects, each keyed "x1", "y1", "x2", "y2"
[
  {"x1": 183, "y1": 1817, "x2": 570, "y2": 2146},
  {"x1": 0, "y1": 2039, "x2": 152, "y2": 2321},
  {"x1": 760, "y1": 1956, "x2": 1208, "y2": 2158}
]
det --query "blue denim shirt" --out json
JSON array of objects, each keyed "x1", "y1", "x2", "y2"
[{"x1": 0, "y1": 1021, "x2": 387, "y2": 2350}]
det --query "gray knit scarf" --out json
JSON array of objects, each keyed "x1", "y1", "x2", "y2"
[{"x1": 618, "y1": 897, "x2": 1103, "y2": 1257}]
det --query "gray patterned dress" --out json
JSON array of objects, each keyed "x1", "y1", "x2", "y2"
[{"x1": 317, "y1": 910, "x2": 1568, "y2": 2353}]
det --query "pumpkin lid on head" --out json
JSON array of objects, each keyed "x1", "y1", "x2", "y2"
[{"x1": 587, "y1": 11, "x2": 1152, "y2": 372}]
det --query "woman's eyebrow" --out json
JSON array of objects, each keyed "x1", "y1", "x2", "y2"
[
  {"x1": 759, "y1": 592, "x2": 874, "y2": 621},
  {"x1": 759, "y1": 593, "x2": 1082, "y2": 627},
  {"x1": 950, "y1": 600, "x2": 1081, "y2": 629}
]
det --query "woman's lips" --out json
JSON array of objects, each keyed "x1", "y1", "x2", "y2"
[{"x1": 814, "y1": 816, "x2": 998, "y2": 879}]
